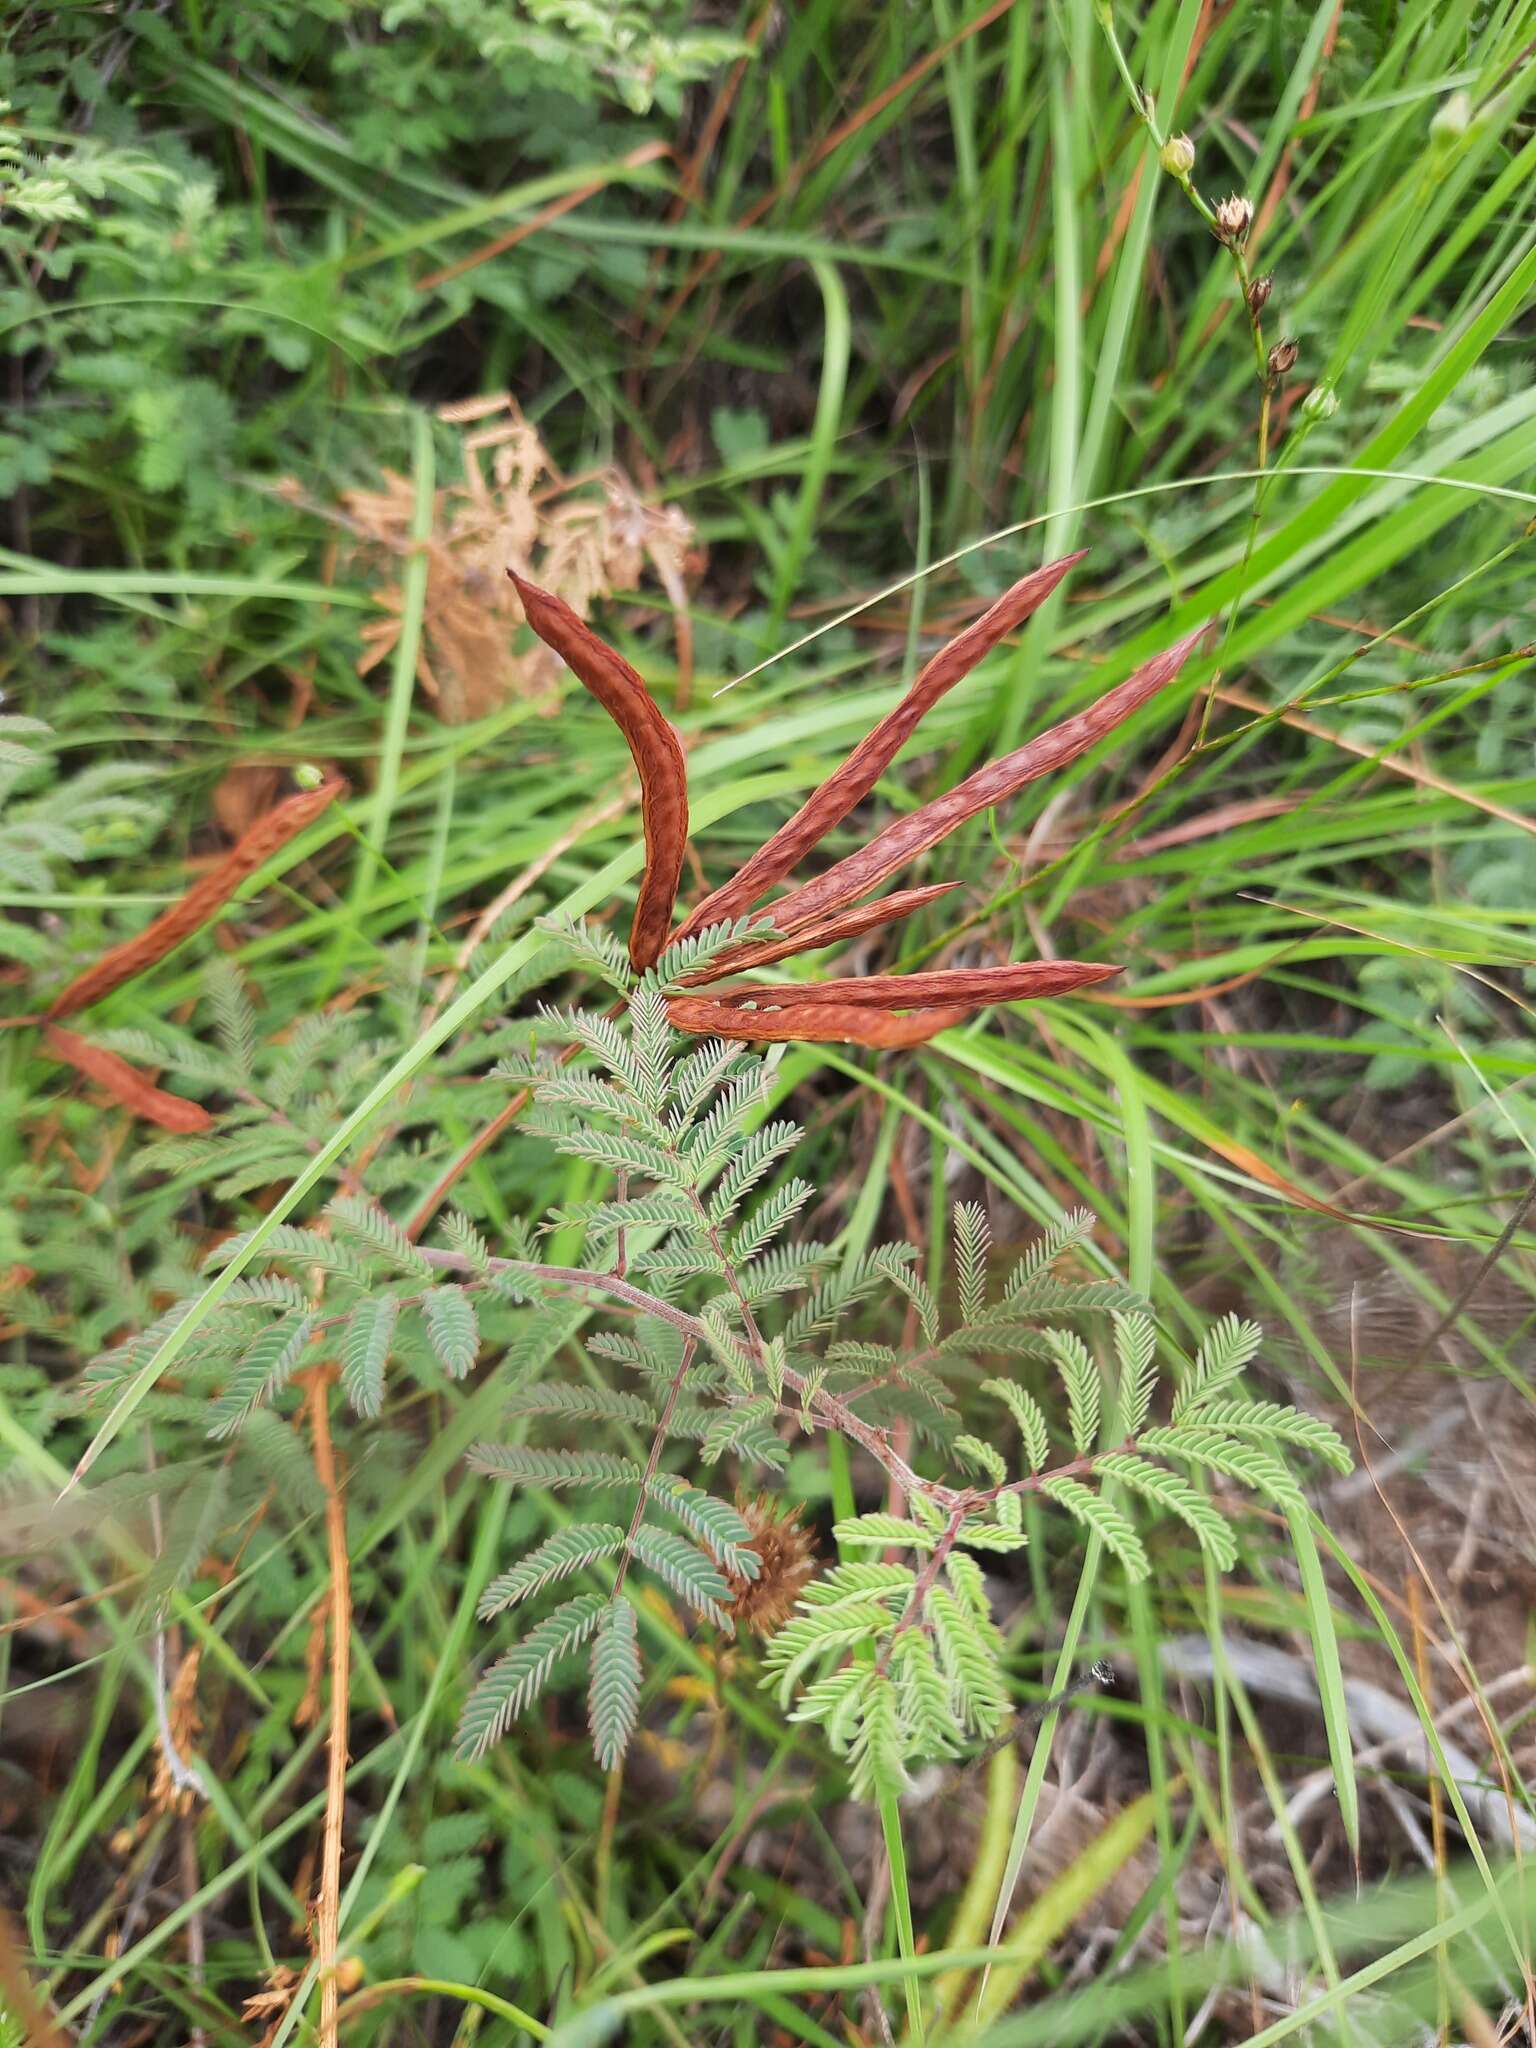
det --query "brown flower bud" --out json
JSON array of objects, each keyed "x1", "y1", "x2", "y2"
[
  {"x1": 1267, "y1": 337, "x2": 1299, "y2": 379},
  {"x1": 1246, "y1": 273, "x2": 1273, "y2": 316},
  {"x1": 1214, "y1": 194, "x2": 1253, "y2": 244}
]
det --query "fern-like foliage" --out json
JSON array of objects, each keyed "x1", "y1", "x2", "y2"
[
  {"x1": 443, "y1": 936, "x2": 1350, "y2": 1787},
  {"x1": 83, "y1": 927, "x2": 1349, "y2": 1797},
  {"x1": 763, "y1": 1277, "x2": 1350, "y2": 1794}
]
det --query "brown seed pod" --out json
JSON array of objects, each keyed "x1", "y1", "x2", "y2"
[
  {"x1": 44, "y1": 1025, "x2": 213, "y2": 1133},
  {"x1": 767, "y1": 622, "x2": 1209, "y2": 932},
  {"x1": 1267, "y1": 337, "x2": 1300, "y2": 380},
  {"x1": 665, "y1": 996, "x2": 970, "y2": 1046},
  {"x1": 724, "y1": 1492, "x2": 818, "y2": 1634},
  {"x1": 672, "y1": 551, "x2": 1086, "y2": 942},
  {"x1": 697, "y1": 959, "x2": 1120, "y2": 1010},
  {"x1": 510, "y1": 572, "x2": 687, "y2": 972},
  {"x1": 47, "y1": 777, "x2": 345, "y2": 1019},
  {"x1": 680, "y1": 882, "x2": 962, "y2": 982}
]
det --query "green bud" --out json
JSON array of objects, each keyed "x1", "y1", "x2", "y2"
[
  {"x1": 293, "y1": 762, "x2": 326, "y2": 791},
  {"x1": 1159, "y1": 133, "x2": 1196, "y2": 179},
  {"x1": 1430, "y1": 89, "x2": 1472, "y2": 146},
  {"x1": 1301, "y1": 382, "x2": 1338, "y2": 422}
]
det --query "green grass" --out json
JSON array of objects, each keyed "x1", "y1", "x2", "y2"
[{"x1": 4, "y1": 0, "x2": 1536, "y2": 2040}]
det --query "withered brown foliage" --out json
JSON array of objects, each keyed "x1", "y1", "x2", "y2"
[{"x1": 332, "y1": 397, "x2": 696, "y2": 723}]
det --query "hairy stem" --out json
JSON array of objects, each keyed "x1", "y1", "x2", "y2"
[
  {"x1": 417, "y1": 1246, "x2": 1132, "y2": 1515},
  {"x1": 877, "y1": 1503, "x2": 969, "y2": 1674}
]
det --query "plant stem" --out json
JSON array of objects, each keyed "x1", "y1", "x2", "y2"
[
  {"x1": 304, "y1": 1368, "x2": 350, "y2": 2048},
  {"x1": 878, "y1": 1503, "x2": 969, "y2": 1672},
  {"x1": 417, "y1": 1247, "x2": 1140, "y2": 1517},
  {"x1": 879, "y1": 1784, "x2": 925, "y2": 2044},
  {"x1": 612, "y1": 1338, "x2": 695, "y2": 1598}
]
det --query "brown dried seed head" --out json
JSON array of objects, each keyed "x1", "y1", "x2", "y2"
[
  {"x1": 695, "y1": 960, "x2": 1120, "y2": 1011},
  {"x1": 44, "y1": 1025, "x2": 214, "y2": 1133},
  {"x1": 1213, "y1": 194, "x2": 1253, "y2": 244},
  {"x1": 1267, "y1": 337, "x2": 1300, "y2": 379},
  {"x1": 46, "y1": 777, "x2": 346, "y2": 1019},
  {"x1": 1246, "y1": 273, "x2": 1273, "y2": 316},
  {"x1": 665, "y1": 996, "x2": 970, "y2": 1046},
  {"x1": 681, "y1": 882, "x2": 961, "y2": 984},
  {"x1": 509, "y1": 572, "x2": 687, "y2": 971},
  {"x1": 766, "y1": 621, "x2": 1209, "y2": 934},
  {"x1": 673, "y1": 550, "x2": 1086, "y2": 943},
  {"x1": 725, "y1": 1493, "x2": 817, "y2": 1634}
]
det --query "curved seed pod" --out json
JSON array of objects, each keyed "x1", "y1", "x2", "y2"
[
  {"x1": 665, "y1": 996, "x2": 970, "y2": 1046},
  {"x1": 510, "y1": 572, "x2": 687, "y2": 971},
  {"x1": 771, "y1": 622, "x2": 1209, "y2": 933},
  {"x1": 47, "y1": 777, "x2": 346, "y2": 1019},
  {"x1": 674, "y1": 551, "x2": 1086, "y2": 941},
  {"x1": 44, "y1": 1026, "x2": 213, "y2": 1133},
  {"x1": 699, "y1": 960, "x2": 1120, "y2": 1010},
  {"x1": 681, "y1": 882, "x2": 961, "y2": 984}
]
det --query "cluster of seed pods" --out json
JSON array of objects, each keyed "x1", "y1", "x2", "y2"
[
  {"x1": 510, "y1": 564, "x2": 1206, "y2": 1044},
  {"x1": 38, "y1": 557, "x2": 1206, "y2": 1126}
]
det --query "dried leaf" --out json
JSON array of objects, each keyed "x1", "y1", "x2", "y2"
[
  {"x1": 769, "y1": 623, "x2": 1209, "y2": 931},
  {"x1": 684, "y1": 882, "x2": 961, "y2": 981},
  {"x1": 695, "y1": 960, "x2": 1120, "y2": 1011},
  {"x1": 44, "y1": 1026, "x2": 214, "y2": 1133},
  {"x1": 510, "y1": 573, "x2": 687, "y2": 972},
  {"x1": 675, "y1": 551, "x2": 1086, "y2": 939},
  {"x1": 47, "y1": 778, "x2": 345, "y2": 1019},
  {"x1": 334, "y1": 399, "x2": 698, "y2": 722},
  {"x1": 665, "y1": 997, "x2": 971, "y2": 1046},
  {"x1": 1193, "y1": 1126, "x2": 1362, "y2": 1226}
]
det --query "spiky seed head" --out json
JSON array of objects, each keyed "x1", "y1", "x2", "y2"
[
  {"x1": 724, "y1": 1492, "x2": 817, "y2": 1634},
  {"x1": 1159, "y1": 133, "x2": 1195, "y2": 179},
  {"x1": 1213, "y1": 194, "x2": 1253, "y2": 244}
]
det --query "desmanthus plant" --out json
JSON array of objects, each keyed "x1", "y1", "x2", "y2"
[{"x1": 69, "y1": 554, "x2": 1350, "y2": 1787}]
